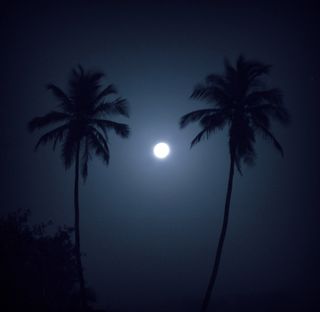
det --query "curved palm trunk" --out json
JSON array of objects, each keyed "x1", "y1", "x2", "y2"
[
  {"x1": 201, "y1": 151, "x2": 235, "y2": 312},
  {"x1": 74, "y1": 142, "x2": 87, "y2": 310}
]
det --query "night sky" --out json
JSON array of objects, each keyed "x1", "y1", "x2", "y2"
[{"x1": 1, "y1": 1, "x2": 320, "y2": 311}]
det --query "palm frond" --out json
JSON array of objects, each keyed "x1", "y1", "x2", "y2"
[
  {"x1": 34, "y1": 124, "x2": 69, "y2": 151},
  {"x1": 235, "y1": 55, "x2": 271, "y2": 91},
  {"x1": 72, "y1": 65, "x2": 84, "y2": 79},
  {"x1": 28, "y1": 111, "x2": 70, "y2": 132},
  {"x1": 91, "y1": 119, "x2": 130, "y2": 138},
  {"x1": 92, "y1": 84, "x2": 117, "y2": 106},
  {"x1": 212, "y1": 87, "x2": 233, "y2": 108},
  {"x1": 94, "y1": 98, "x2": 129, "y2": 117},
  {"x1": 246, "y1": 88, "x2": 283, "y2": 107},
  {"x1": 264, "y1": 104, "x2": 290, "y2": 125},
  {"x1": 179, "y1": 109, "x2": 221, "y2": 128},
  {"x1": 249, "y1": 104, "x2": 290, "y2": 126},
  {"x1": 190, "y1": 84, "x2": 211, "y2": 100},
  {"x1": 89, "y1": 71, "x2": 104, "y2": 85},
  {"x1": 244, "y1": 58, "x2": 271, "y2": 82},
  {"x1": 188, "y1": 114, "x2": 227, "y2": 148},
  {"x1": 200, "y1": 113, "x2": 228, "y2": 131},
  {"x1": 248, "y1": 63, "x2": 271, "y2": 81},
  {"x1": 47, "y1": 84, "x2": 73, "y2": 112},
  {"x1": 252, "y1": 119, "x2": 284, "y2": 157},
  {"x1": 249, "y1": 108, "x2": 271, "y2": 130},
  {"x1": 192, "y1": 82, "x2": 232, "y2": 108},
  {"x1": 246, "y1": 87, "x2": 290, "y2": 125},
  {"x1": 205, "y1": 74, "x2": 227, "y2": 88},
  {"x1": 190, "y1": 128, "x2": 210, "y2": 148},
  {"x1": 88, "y1": 126, "x2": 110, "y2": 164},
  {"x1": 272, "y1": 104, "x2": 290, "y2": 124}
]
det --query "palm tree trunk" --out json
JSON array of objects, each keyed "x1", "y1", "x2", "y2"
[
  {"x1": 200, "y1": 150, "x2": 235, "y2": 312},
  {"x1": 74, "y1": 142, "x2": 87, "y2": 310}
]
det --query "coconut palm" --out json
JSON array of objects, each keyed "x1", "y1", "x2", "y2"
[
  {"x1": 180, "y1": 55, "x2": 289, "y2": 312},
  {"x1": 28, "y1": 66, "x2": 130, "y2": 310}
]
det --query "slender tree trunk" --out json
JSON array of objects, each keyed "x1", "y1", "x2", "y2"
[
  {"x1": 74, "y1": 142, "x2": 87, "y2": 310},
  {"x1": 200, "y1": 150, "x2": 235, "y2": 312}
]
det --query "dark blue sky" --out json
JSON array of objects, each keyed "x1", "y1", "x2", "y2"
[{"x1": 1, "y1": 1, "x2": 320, "y2": 311}]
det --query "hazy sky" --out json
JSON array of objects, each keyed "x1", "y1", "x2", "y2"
[{"x1": 1, "y1": 1, "x2": 320, "y2": 311}]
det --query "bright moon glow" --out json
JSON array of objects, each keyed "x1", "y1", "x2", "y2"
[{"x1": 153, "y1": 142, "x2": 170, "y2": 159}]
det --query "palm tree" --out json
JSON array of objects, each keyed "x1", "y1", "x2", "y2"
[
  {"x1": 180, "y1": 55, "x2": 289, "y2": 312},
  {"x1": 28, "y1": 66, "x2": 130, "y2": 310}
]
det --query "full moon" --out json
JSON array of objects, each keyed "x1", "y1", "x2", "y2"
[{"x1": 153, "y1": 142, "x2": 170, "y2": 159}]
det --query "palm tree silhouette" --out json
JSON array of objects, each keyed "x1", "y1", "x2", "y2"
[
  {"x1": 28, "y1": 66, "x2": 130, "y2": 310},
  {"x1": 180, "y1": 55, "x2": 289, "y2": 312}
]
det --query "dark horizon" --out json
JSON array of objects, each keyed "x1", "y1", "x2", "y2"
[{"x1": 1, "y1": 1, "x2": 320, "y2": 311}]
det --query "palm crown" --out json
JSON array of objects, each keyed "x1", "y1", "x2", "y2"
[
  {"x1": 29, "y1": 65, "x2": 130, "y2": 179},
  {"x1": 180, "y1": 55, "x2": 290, "y2": 172}
]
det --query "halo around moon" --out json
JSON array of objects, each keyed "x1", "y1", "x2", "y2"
[{"x1": 153, "y1": 142, "x2": 170, "y2": 159}]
